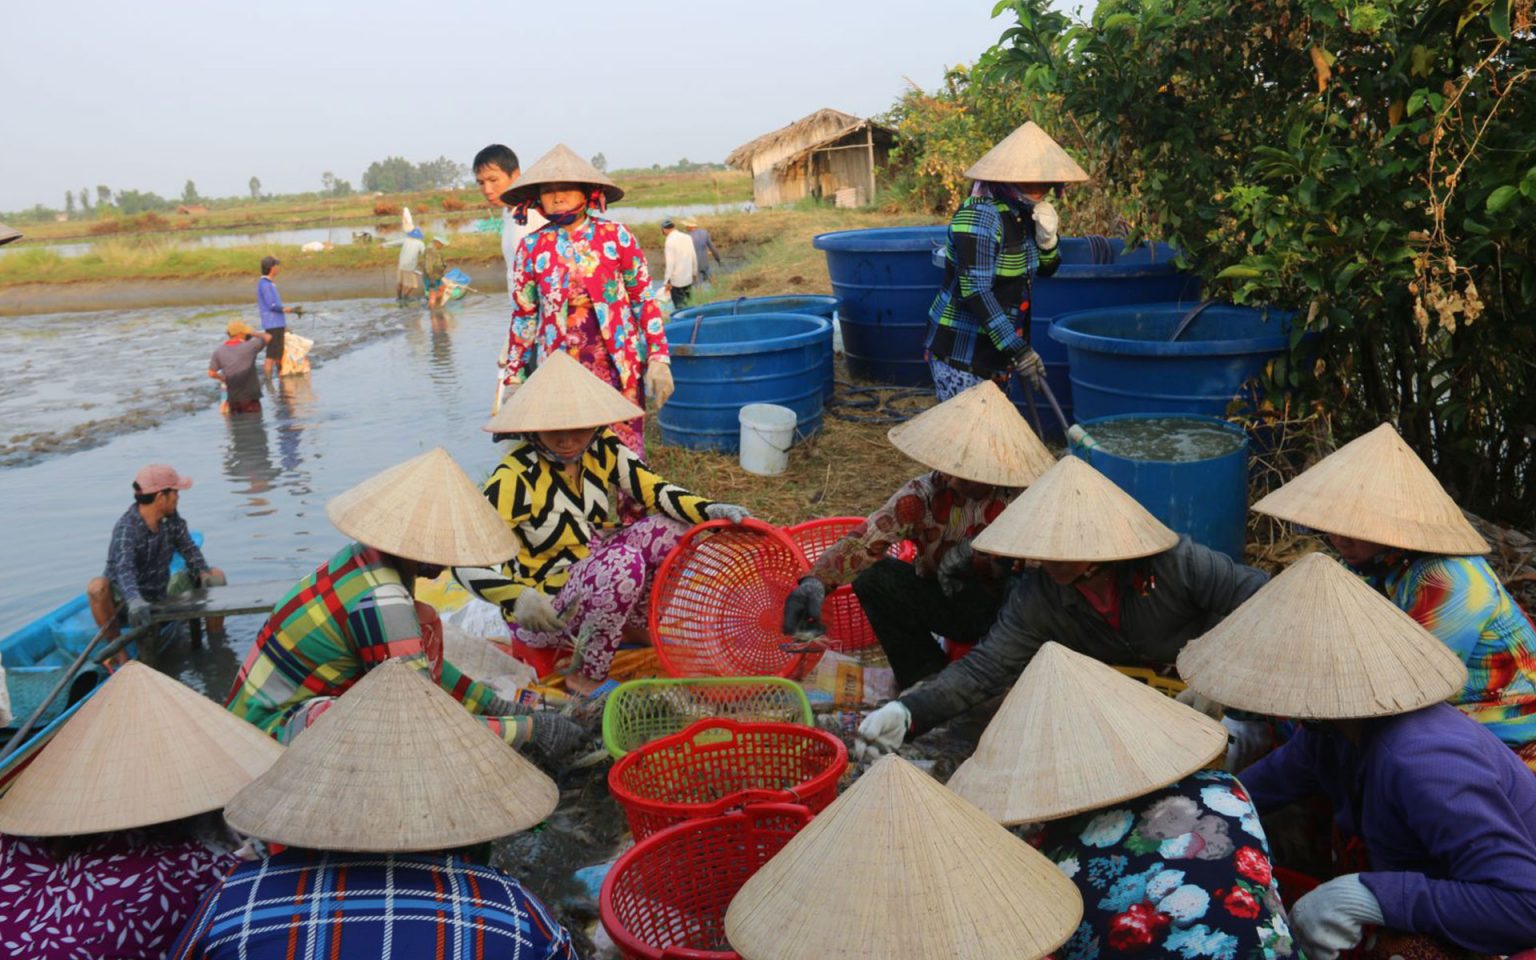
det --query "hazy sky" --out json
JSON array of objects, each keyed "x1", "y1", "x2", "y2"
[{"x1": 0, "y1": 1, "x2": 1087, "y2": 212}]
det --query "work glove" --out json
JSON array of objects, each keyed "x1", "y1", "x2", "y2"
[
  {"x1": 1012, "y1": 347, "x2": 1047, "y2": 386},
  {"x1": 513, "y1": 589, "x2": 566, "y2": 634},
  {"x1": 644, "y1": 361, "x2": 675, "y2": 408},
  {"x1": 705, "y1": 503, "x2": 751, "y2": 525},
  {"x1": 936, "y1": 540, "x2": 976, "y2": 599},
  {"x1": 855, "y1": 700, "x2": 912, "y2": 762},
  {"x1": 1175, "y1": 687, "x2": 1226, "y2": 721},
  {"x1": 524, "y1": 710, "x2": 590, "y2": 764},
  {"x1": 1289, "y1": 874, "x2": 1383, "y2": 960},
  {"x1": 126, "y1": 598, "x2": 153, "y2": 630},
  {"x1": 781, "y1": 576, "x2": 827, "y2": 634},
  {"x1": 1032, "y1": 199, "x2": 1060, "y2": 251}
]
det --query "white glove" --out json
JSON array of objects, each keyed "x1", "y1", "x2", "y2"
[
  {"x1": 513, "y1": 589, "x2": 566, "y2": 634},
  {"x1": 644, "y1": 361, "x2": 675, "y2": 408},
  {"x1": 855, "y1": 701, "x2": 911, "y2": 761},
  {"x1": 705, "y1": 503, "x2": 751, "y2": 524},
  {"x1": 1032, "y1": 199, "x2": 1059, "y2": 250},
  {"x1": 1175, "y1": 686, "x2": 1225, "y2": 720},
  {"x1": 1289, "y1": 874, "x2": 1384, "y2": 960}
]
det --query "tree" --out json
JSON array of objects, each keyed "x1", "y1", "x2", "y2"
[
  {"x1": 321, "y1": 171, "x2": 354, "y2": 198},
  {"x1": 96, "y1": 185, "x2": 112, "y2": 208},
  {"x1": 591, "y1": 152, "x2": 608, "y2": 172},
  {"x1": 362, "y1": 156, "x2": 417, "y2": 193},
  {"x1": 415, "y1": 155, "x2": 467, "y2": 190},
  {"x1": 248, "y1": 176, "x2": 261, "y2": 201},
  {"x1": 181, "y1": 180, "x2": 200, "y2": 205},
  {"x1": 65, "y1": 191, "x2": 75, "y2": 216},
  {"x1": 115, "y1": 190, "x2": 171, "y2": 215},
  {"x1": 79, "y1": 188, "x2": 91, "y2": 213}
]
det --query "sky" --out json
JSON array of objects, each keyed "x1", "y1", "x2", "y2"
[{"x1": 0, "y1": 0, "x2": 1088, "y2": 212}]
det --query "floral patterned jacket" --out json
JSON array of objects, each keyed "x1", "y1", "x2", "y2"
[{"x1": 503, "y1": 216, "x2": 669, "y2": 401}]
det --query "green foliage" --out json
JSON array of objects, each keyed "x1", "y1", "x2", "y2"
[
  {"x1": 181, "y1": 180, "x2": 200, "y2": 205},
  {"x1": 114, "y1": 189, "x2": 171, "y2": 215},
  {"x1": 989, "y1": 0, "x2": 1536, "y2": 525},
  {"x1": 360, "y1": 155, "x2": 467, "y2": 193},
  {"x1": 320, "y1": 171, "x2": 354, "y2": 198}
]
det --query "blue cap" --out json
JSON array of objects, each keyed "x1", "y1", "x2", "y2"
[
  {"x1": 660, "y1": 218, "x2": 674, "y2": 228},
  {"x1": 408, "y1": 228, "x2": 424, "y2": 239}
]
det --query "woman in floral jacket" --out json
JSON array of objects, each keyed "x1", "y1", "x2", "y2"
[{"x1": 498, "y1": 144, "x2": 673, "y2": 456}]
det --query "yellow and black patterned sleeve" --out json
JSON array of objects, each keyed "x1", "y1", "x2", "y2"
[
  {"x1": 478, "y1": 449, "x2": 542, "y2": 605},
  {"x1": 605, "y1": 432, "x2": 715, "y2": 524}
]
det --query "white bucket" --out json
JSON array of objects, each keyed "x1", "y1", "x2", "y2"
[{"x1": 738, "y1": 403, "x2": 797, "y2": 476}]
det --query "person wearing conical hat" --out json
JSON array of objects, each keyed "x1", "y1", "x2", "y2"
[
  {"x1": 226, "y1": 448, "x2": 588, "y2": 761},
  {"x1": 925, "y1": 120, "x2": 1088, "y2": 404},
  {"x1": 782, "y1": 380, "x2": 1055, "y2": 689},
  {"x1": 498, "y1": 143, "x2": 673, "y2": 457},
  {"x1": 1178, "y1": 554, "x2": 1536, "y2": 960},
  {"x1": 857, "y1": 455, "x2": 1267, "y2": 756},
  {"x1": 460, "y1": 352, "x2": 750, "y2": 696},
  {"x1": 1255, "y1": 422, "x2": 1536, "y2": 760},
  {"x1": 0, "y1": 662, "x2": 281, "y2": 960},
  {"x1": 171, "y1": 661, "x2": 578, "y2": 959},
  {"x1": 945, "y1": 643, "x2": 1299, "y2": 960}
]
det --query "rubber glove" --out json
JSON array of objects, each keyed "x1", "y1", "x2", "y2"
[
  {"x1": 520, "y1": 711, "x2": 589, "y2": 764},
  {"x1": 645, "y1": 361, "x2": 675, "y2": 408},
  {"x1": 1012, "y1": 347, "x2": 1047, "y2": 385},
  {"x1": 781, "y1": 576, "x2": 827, "y2": 634},
  {"x1": 1175, "y1": 686, "x2": 1226, "y2": 720},
  {"x1": 705, "y1": 503, "x2": 751, "y2": 524},
  {"x1": 936, "y1": 540, "x2": 976, "y2": 599},
  {"x1": 126, "y1": 598, "x2": 153, "y2": 630},
  {"x1": 513, "y1": 589, "x2": 565, "y2": 634},
  {"x1": 1032, "y1": 199, "x2": 1060, "y2": 251},
  {"x1": 856, "y1": 700, "x2": 911, "y2": 761},
  {"x1": 1289, "y1": 874, "x2": 1383, "y2": 960}
]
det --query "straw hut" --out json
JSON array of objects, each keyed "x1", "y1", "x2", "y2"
[{"x1": 727, "y1": 107, "x2": 896, "y2": 208}]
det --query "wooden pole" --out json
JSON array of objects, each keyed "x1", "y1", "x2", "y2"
[{"x1": 866, "y1": 125, "x2": 877, "y2": 205}]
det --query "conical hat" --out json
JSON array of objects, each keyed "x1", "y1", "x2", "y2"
[
  {"x1": 0, "y1": 221, "x2": 20, "y2": 246},
  {"x1": 225, "y1": 659, "x2": 557, "y2": 852},
  {"x1": 326, "y1": 448, "x2": 519, "y2": 567},
  {"x1": 0, "y1": 662, "x2": 282, "y2": 837},
  {"x1": 1253, "y1": 423, "x2": 1488, "y2": 555},
  {"x1": 972, "y1": 455, "x2": 1179, "y2": 561},
  {"x1": 964, "y1": 121, "x2": 1090, "y2": 184},
  {"x1": 500, "y1": 143, "x2": 624, "y2": 206},
  {"x1": 887, "y1": 380, "x2": 1056, "y2": 487},
  {"x1": 948, "y1": 643, "x2": 1227, "y2": 824},
  {"x1": 483, "y1": 350, "x2": 644, "y2": 434},
  {"x1": 1177, "y1": 552, "x2": 1467, "y2": 719},
  {"x1": 724, "y1": 755, "x2": 1082, "y2": 960}
]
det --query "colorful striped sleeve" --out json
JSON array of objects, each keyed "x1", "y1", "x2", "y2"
[{"x1": 950, "y1": 201, "x2": 1027, "y2": 356}]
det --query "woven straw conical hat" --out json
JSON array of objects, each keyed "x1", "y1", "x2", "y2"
[
  {"x1": 948, "y1": 643, "x2": 1227, "y2": 824},
  {"x1": 0, "y1": 662, "x2": 282, "y2": 837},
  {"x1": 1177, "y1": 552, "x2": 1467, "y2": 719},
  {"x1": 500, "y1": 143, "x2": 624, "y2": 206},
  {"x1": 484, "y1": 349, "x2": 644, "y2": 434},
  {"x1": 965, "y1": 121, "x2": 1090, "y2": 184},
  {"x1": 226, "y1": 659, "x2": 557, "y2": 852},
  {"x1": 0, "y1": 221, "x2": 20, "y2": 246},
  {"x1": 972, "y1": 455, "x2": 1178, "y2": 561},
  {"x1": 887, "y1": 380, "x2": 1056, "y2": 487},
  {"x1": 326, "y1": 448, "x2": 519, "y2": 567},
  {"x1": 1253, "y1": 423, "x2": 1488, "y2": 555},
  {"x1": 724, "y1": 754, "x2": 1082, "y2": 960}
]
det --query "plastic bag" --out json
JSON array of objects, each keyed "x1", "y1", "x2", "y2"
[{"x1": 280, "y1": 331, "x2": 313, "y2": 377}]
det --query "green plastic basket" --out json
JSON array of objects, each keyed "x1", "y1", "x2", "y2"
[{"x1": 602, "y1": 677, "x2": 813, "y2": 760}]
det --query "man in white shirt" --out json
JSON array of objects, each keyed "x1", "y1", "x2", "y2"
[
  {"x1": 661, "y1": 218, "x2": 698, "y2": 309},
  {"x1": 394, "y1": 229, "x2": 426, "y2": 303},
  {"x1": 473, "y1": 144, "x2": 547, "y2": 303}
]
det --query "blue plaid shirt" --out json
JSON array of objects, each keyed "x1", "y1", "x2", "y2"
[
  {"x1": 104, "y1": 504, "x2": 207, "y2": 602},
  {"x1": 168, "y1": 850, "x2": 578, "y2": 960}
]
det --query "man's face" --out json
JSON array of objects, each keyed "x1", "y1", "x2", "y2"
[
  {"x1": 475, "y1": 164, "x2": 518, "y2": 208},
  {"x1": 1040, "y1": 559, "x2": 1096, "y2": 585},
  {"x1": 158, "y1": 488, "x2": 181, "y2": 518},
  {"x1": 267, "y1": 265, "x2": 281, "y2": 279}
]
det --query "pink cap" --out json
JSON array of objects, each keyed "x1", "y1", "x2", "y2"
[{"x1": 133, "y1": 464, "x2": 193, "y2": 494}]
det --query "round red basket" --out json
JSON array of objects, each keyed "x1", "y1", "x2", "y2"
[
  {"x1": 600, "y1": 803, "x2": 812, "y2": 960},
  {"x1": 784, "y1": 517, "x2": 881, "y2": 653},
  {"x1": 608, "y1": 718, "x2": 848, "y2": 840},
  {"x1": 649, "y1": 519, "x2": 817, "y2": 679}
]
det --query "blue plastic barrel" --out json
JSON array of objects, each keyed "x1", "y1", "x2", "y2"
[
  {"x1": 1071, "y1": 414, "x2": 1250, "y2": 561},
  {"x1": 813, "y1": 226, "x2": 946, "y2": 386},
  {"x1": 1049, "y1": 303, "x2": 1296, "y2": 422},
  {"x1": 660, "y1": 313, "x2": 828, "y2": 452},
  {"x1": 672, "y1": 296, "x2": 838, "y2": 401}
]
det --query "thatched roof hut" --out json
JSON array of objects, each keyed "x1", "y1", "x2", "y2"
[{"x1": 728, "y1": 108, "x2": 896, "y2": 208}]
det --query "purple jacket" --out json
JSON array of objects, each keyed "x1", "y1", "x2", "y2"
[{"x1": 1241, "y1": 703, "x2": 1536, "y2": 953}]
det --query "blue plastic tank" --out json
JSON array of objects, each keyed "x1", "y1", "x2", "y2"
[
  {"x1": 659, "y1": 313, "x2": 828, "y2": 452},
  {"x1": 671, "y1": 296, "x2": 839, "y2": 401},
  {"x1": 813, "y1": 226, "x2": 946, "y2": 386},
  {"x1": 1070, "y1": 414, "x2": 1250, "y2": 561},
  {"x1": 1049, "y1": 303, "x2": 1296, "y2": 422}
]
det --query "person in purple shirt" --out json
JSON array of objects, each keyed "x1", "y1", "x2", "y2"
[{"x1": 256, "y1": 255, "x2": 301, "y2": 377}]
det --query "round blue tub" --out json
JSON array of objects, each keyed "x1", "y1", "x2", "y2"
[
  {"x1": 671, "y1": 296, "x2": 839, "y2": 402},
  {"x1": 813, "y1": 226, "x2": 946, "y2": 386},
  {"x1": 660, "y1": 313, "x2": 828, "y2": 453},
  {"x1": 1071, "y1": 414, "x2": 1250, "y2": 561},
  {"x1": 1050, "y1": 303, "x2": 1297, "y2": 422}
]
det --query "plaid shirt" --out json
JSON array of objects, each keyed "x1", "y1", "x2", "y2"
[
  {"x1": 104, "y1": 504, "x2": 208, "y2": 602},
  {"x1": 1368, "y1": 553, "x2": 1536, "y2": 746},
  {"x1": 926, "y1": 195, "x2": 1060, "y2": 377},
  {"x1": 168, "y1": 849, "x2": 577, "y2": 960}
]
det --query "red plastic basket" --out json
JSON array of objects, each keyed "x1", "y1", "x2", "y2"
[
  {"x1": 608, "y1": 718, "x2": 848, "y2": 840},
  {"x1": 600, "y1": 803, "x2": 812, "y2": 960},
  {"x1": 649, "y1": 519, "x2": 818, "y2": 679},
  {"x1": 784, "y1": 517, "x2": 881, "y2": 653}
]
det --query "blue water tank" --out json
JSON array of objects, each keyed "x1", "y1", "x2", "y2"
[
  {"x1": 1071, "y1": 415, "x2": 1250, "y2": 561},
  {"x1": 671, "y1": 296, "x2": 839, "y2": 402},
  {"x1": 813, "y1": 226, "x2": 946, "y2": 386},
  {"x1": 659, "y1": 313, "x2": 829, "y2": 452},
  {"x1": 1050, "y1": 303, "x2": 1297, "y2": 422}
]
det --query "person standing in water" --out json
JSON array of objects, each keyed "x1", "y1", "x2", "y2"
[{"x1": 256, "y1": 256, "x2": 300, "y2": 377}]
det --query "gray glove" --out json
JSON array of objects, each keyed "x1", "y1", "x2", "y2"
[
  {"x1": 1012, "y1": 348, "x2": 1046, "y2": 385},
  {"x1": 1289, "y1": 874, "x2": 1384, "y2": 960},
  {"x1": 126, "y1": 598, "x2": 153, "y2": 630},
  {"x1": 936, "y1": 540, "x2": 976, "y2": 599},
  {"x1": 513, "y1": 589, "x2": 565, "y2": 634},
  {"x1": 705, "y1": 502, "x2": 751, "y2": 524},
  {"x1": 781, "y1": 576, "x2": 827, "y2": 634},
  {"x1": 526, "y1": 710, "x2": 588, "y2": 764}
]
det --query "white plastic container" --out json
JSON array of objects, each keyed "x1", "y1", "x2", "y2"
[{"x1": 738, "y1": 403, "x2": 796, "y2": 476}]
